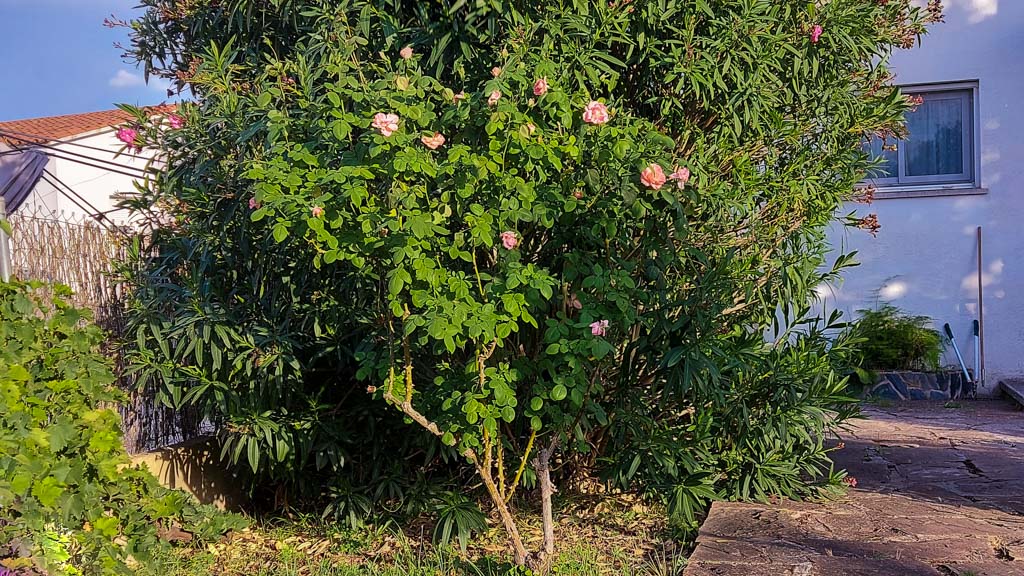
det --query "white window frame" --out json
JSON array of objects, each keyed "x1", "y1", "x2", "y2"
[{"x1": 865, "y1": 80, "x2": 982, "y2": 197}]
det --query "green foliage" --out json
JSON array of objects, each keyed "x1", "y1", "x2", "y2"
[
  {"x1": 430, "y1": 492, "x2": 488, "y2": 553},
  {"x1": 118, "y1": 0, "x2": 936, "y2": 552},
  {"x1": 0, "y1": 281, "x2": 243, "y2": 575},
  {"x1": 850, "y1": 304, "x2": 944, "y2": 372}
]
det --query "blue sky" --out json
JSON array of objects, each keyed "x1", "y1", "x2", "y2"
[{"x1": 0, "y1": 0, "x2": 173, "y2": 121}]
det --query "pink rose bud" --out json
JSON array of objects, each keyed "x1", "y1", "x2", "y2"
[
  {"x1": 311, "y1": 206, "x2": 324, "y2": 218},
  {"x1": 500, "y1": 230, "x2": 518, "y2": 250},
  {"x1": 453, "y1": 91, "x2": 467, "y2": 103},
  {"x1": 167, "y1": 114, "x2": 185, "y2": 129},
  {"x1": 371, "y1": 112, "x2": 400, "y2": 137},
  {"x1": 400, "y1": 46, "x2": 413, "y2": 59},
  {"x1": 421, "y1": 132, "x2": 446, "y2": 150},
  {"x1": 533, "y1": 77, "x2": 549, "y2": 96},
  {"x1": 640, "y1": 163, "x2": 667, "y2": 190},
  {"x1": 582, "y1": 101, "x2": 609, "y2": 125},
  {"x1": 668, "y1": 166, "x2": 691, "y2": 189},
  {"x1": 569, "y1": 293, "x2": 582, "y2": 310},
  {"x1": 589, "y1": 319, "x2": 609, "y2": 336},
  {"x1": 249, "y1": 197, "x2": 260, "y2": 210},
  {"x1": 488, "y1": 90, "x2": 502, "y2": 106},
  {"x1": 491, "y1": 66, "x2": 502, "y2": 77}
]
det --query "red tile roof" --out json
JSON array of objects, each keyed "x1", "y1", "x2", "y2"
[{"x1": 0, "y1": 105, "x2": 177, "y2": 146}]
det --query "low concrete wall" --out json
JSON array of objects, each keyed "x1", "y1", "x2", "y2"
[
  {"x1": 130, "y1": 437, "x2": 245, "y2": 510},
  {"x1": 865, "y1": 370, "x2": 972, "y2": 401}
]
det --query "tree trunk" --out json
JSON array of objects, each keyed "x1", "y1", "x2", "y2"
[
  {"x1": 534, "y1": 440, "x2": 558, "y2": 565},
  {"x1": 476, "y1": 461, "x2": 531, "y2": 566}
]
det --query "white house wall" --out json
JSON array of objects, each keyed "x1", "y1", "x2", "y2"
[
  {"x1": 20, "y1": 129, "x2": 152, "y2": 224},
  {"x1": 824, "y1": 1, "x2": 1024, "y2": 393}
]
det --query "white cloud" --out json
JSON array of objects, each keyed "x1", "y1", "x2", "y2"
[
  {"x1": 148, "y1": 76, "x2": 173, "y2": 94},
  {"x1": 109, "y1": 69, "x2": 144, "y2": 88},
  {"x1": 109, "y1": 69, "x2": 173, "y2": 94},
  {"x1": 912, "y1": 0, "x2": 998, "y2": 23},
  {"x1": 958, "y1": 0, "x2": 998, "y2": 23}
]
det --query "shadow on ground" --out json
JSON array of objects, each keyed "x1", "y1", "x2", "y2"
[{"x1": 684, "y1": 399, "x2": 1024, "y2": 576}]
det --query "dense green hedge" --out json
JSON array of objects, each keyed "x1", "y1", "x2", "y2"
[{"x1": 0, "y1": 281, "x2": 243, "y2": 575}]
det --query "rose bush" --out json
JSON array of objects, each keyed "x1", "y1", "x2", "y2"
[{"x1": 118, "y1": 0, "x2": 939, "y2": 567}]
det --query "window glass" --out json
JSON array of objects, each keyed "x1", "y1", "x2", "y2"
[
  {"x1": 905, "y1": 96, "x2": 964, "y2": 177},
  {"x1": 860, "y1": 85, "x2": 975, "y2": 188},
  {"x1": 865, "y1": 137, "x2": 897, "y2": 179}
]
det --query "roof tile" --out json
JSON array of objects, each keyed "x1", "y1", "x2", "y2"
[{"x1": 0, "y1": 105, "x2": 177, "y2": 146}]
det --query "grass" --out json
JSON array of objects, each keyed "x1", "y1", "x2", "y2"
[
  {"x1": 142, "y1": 537, "x2": 686, "y2": 576},
  {"x1": 139, "y1": 495, "x2": 689, "y2": 576}
]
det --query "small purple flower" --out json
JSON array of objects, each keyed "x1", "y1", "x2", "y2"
[{"x1": 590, "y1": 319, "x2": 609, "y2": 336}]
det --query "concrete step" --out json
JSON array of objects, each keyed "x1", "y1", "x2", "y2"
[{"x1": 1000, "y1": 379, "x2": 1024, "y2": 409}]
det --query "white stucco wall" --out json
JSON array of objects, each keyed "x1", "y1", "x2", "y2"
[
  {"x1": 823, "y1": 1, "x2": 1024, "y2": 394},
  {"x1": 19, "y1": 128, "x2": 153, "y2": 224}
]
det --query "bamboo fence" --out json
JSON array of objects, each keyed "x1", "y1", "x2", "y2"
[{"x1": 6, "y1": 207, "x2": 212, "y2": 453}]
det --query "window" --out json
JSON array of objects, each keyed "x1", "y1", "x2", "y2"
[{"x1": 864, "y1": 82, "x2": 978, "y2": 190}]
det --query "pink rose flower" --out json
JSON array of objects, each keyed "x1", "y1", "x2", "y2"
[
  {"x1": 421, "y1": 132, "x2": 446, "y2": 150},
  {"x1": 500, "y1": 230, "x2": 518, "y2": 250},
  {"x1": 842, "y1": 476, "x2": 857, "y2": 488},
  {"x1": 400, "y1": 46, "x2": 413, "y2": 59},
  {"x1": 668, "y1": 166, "x2": 691, "y2": 189},
  {"x1": 492, "y1": 66, "x2": 502, "y2": 77},
  {"x1": 582, "y1": 101, "x2": 609, "y2": 125},
  {"x1": 311, "y1": 206, "x2": 324, "y2": 218},
  {"x1": 533, "y1": 77, "x2": 549, "y2": 96},
  {"x1": 811, "y1": 24, "x2": 823, "y2": 44},
  {"x1": 453, "y1": 91, "x2": 467, "y2": 103},
  {"x1": 488, "y1": 90, "x2": 502, "y2": 106},
  {"x1": 525, "y1": 123, "x2": 536, "y2": 135},
  {"x1": 116, "y1": 127, "x2": 138, "y2": 146},
  {"x1": 249, "y1": 197, "x2": 260, "y2": 210},
  {"x1": 167, "y1": 114, "x2": 185, "y2": 129},
  {"x1": 568, "y1": 293, "x2": 582, "y2": 310},
  {"x1": 640, "y1": 163, "x2": 667, "y2": 190},
  {"x1": 590, "y1": 320, "x2": 609, "y2": 336},
  {"x1": 371, "y1": 112, "x2": 400, "y2": 137}
]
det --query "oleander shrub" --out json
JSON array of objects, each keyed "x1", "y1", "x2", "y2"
[
  {"x1": 0, "y1": 281, "x2": 243, "y2": 575},
  {"x1": 117, "y1": 0, "x2": 940, "y2": 566}
]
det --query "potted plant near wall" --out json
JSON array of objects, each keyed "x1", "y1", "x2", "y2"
[{"x1": 849, "y1": 305, "x2": 965, "y2": 400}]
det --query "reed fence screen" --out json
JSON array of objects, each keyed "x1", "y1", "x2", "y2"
[{"x1": 6, "y1": 207, "x2": 212, "y2": 453}]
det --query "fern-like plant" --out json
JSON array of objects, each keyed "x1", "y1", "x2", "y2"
[{"x1": 850, "y1": 305, "x2": 945, "y2": 372}]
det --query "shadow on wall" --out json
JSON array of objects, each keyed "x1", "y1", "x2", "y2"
[{"x1": 131, "y1": 437, "x2": 246, "y2": 510}]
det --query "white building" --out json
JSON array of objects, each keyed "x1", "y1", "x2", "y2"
[
  {"x1": 0, "y1": 107, "x2": 168, "y2": 224},
  {"x1": 825, "y1": 1, "x2": 1022, "y2": 394}
]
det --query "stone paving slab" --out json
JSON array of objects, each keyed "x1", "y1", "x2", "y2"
[{"x1": 684, "y1": 401, "x2": 1024, "y2": 576}]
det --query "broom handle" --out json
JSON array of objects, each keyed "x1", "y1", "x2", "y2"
[{"x1": 976, "y1": 226, "x2": 985, "y2": 393}]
